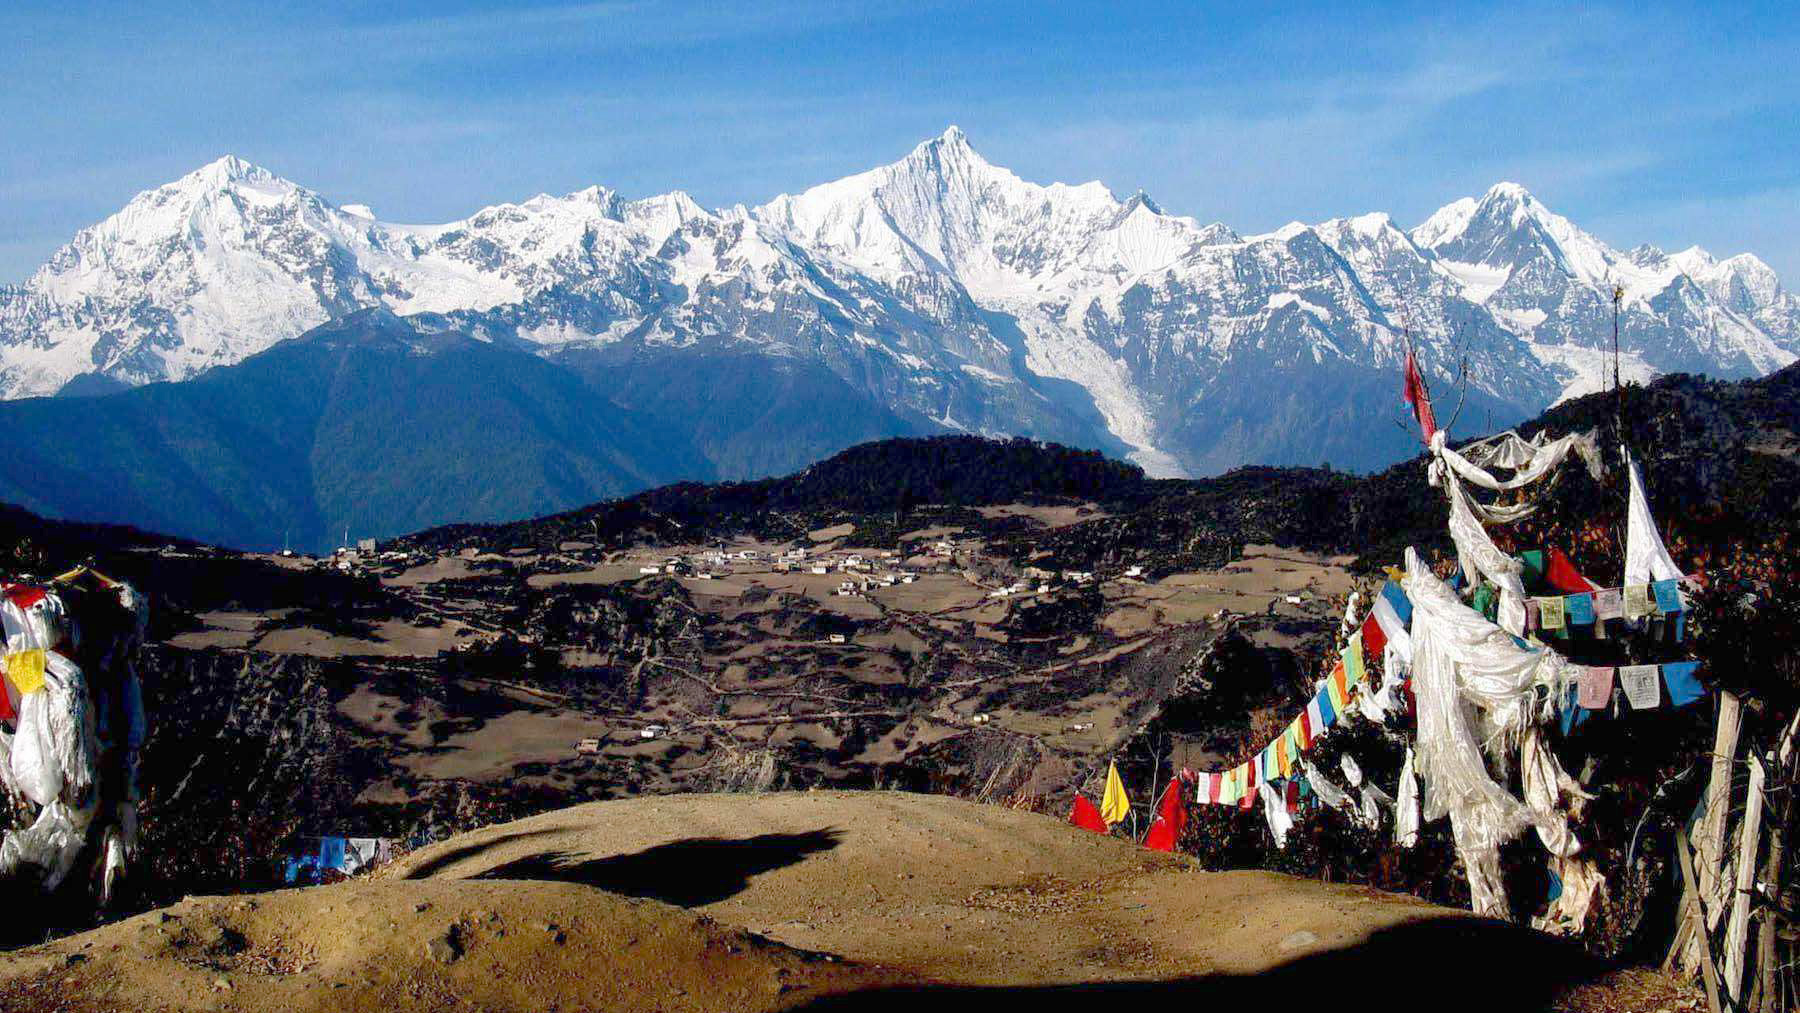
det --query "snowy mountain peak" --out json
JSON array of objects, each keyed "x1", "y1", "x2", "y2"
[
  {"x1": 1195, "y1": 222, "x2": 1241, "y2": 246},
  {"x1": 188, "y1": 154, "x2": 271, "y2": 187},
  {"x1": 1481, "y1": 180, "x2": 1536, "y2": 205},
  {"x1": 1424, "y1": 181, "x2": 1564, "y2": 249},
  {"x1": 1413, "y1": 180, "x2": 1623, "y2": 293},
  {"x1": 1, "y1": 143, "x2": 1795, "y2": 484},
  {"x1": 920, "y1": 124, "x2": 972, "y2": 153},
  {"x1": 895, "y1": 124, "x2": 1000, "y2": 179},
  {"x1": 1410, "y1": 196, "x2": 1478, "y2": 250}
]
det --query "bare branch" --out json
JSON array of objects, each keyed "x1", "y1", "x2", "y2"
[{"x1": 1442, "y1": 354, "x2": 1471, "y2": 435}]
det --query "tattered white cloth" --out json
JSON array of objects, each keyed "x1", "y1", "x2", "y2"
[
  {"x1": 1623, "y1": 447, "x2": 1685, "y2": 587},
  {"x1": 0, "y1": 622, "x2": 101, "y2": 890},
  {"x1": 1300, "y1": 758, "x2": 1351, "y2": 811},
  {"x1": 1260, "y1": 781, "x2": 1294, "y2": 849},
  {"x1": 1403, "y1": 548, "x2": 1584, "y2": 919},
  {"x1": 1438, "y1": 429, "x2": 1603, "y2": 496},
  {"x1": 1394, "y1": 746, "x2": 1421, "y2": 849},
  {"x1": 0, "y1": 578, "x2": 145, "y2": 899},
  {"x1": 1426, "y1": 428, "x2": 1602, "y2": 637}
]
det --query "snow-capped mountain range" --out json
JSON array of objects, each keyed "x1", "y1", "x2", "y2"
[{"x1": 4, "y1": 127, "x2": 1795, "y2": 478}]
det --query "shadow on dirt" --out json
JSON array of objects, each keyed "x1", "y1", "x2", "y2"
[
  {"x1": 472, "y1": 827, "x2": 844, "y2": 906},
  {"x1": 791, "y1": 915, "x2": 1607, "y2": 1013},
  {"x1": 400, "y1": 828, "x2": 569, "y2": 880}
]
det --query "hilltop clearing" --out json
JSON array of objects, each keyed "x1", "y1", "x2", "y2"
[{"x1": 0, "y1": 792, "x2": 1680, "y2": 1012}]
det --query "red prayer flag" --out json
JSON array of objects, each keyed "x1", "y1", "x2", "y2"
[
  {"x1": 1143, "y1": 777, "x2": 1189, "y2": 852},
  {"x1": 1361, "y1": 613, "x2": 1387, "y2": 660},
  {"x1": 1545, "y1": 548, "x2": 1601, "y2": 594},
  {"x1": 1069, "y1": 795, "x2": 1108, "y2": 833},
  {"x1": 1402, "y1": 346, "x2": 1438, "y2": 443},
  {"x1": 3, "y1": 584, "x2": 44, "y2": 609}
]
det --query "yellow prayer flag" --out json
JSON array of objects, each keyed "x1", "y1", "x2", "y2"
[
  {"x1": 1327, "y1": 660, "x2": 1350, "y2": 712},
  {"x1": 4, "y1": 648, "x2": 46, "y2": 695},
  {"x1": 1099, "y1": 760, "x2": 1130, "y2": 826},
  {"x1": 1342, "y1": 634, "x2": 1366, "y2": 687}
]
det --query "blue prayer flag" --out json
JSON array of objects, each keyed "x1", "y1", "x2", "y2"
[
  {"x1": 1565, "y1": 592, "x2": 1595, "y2": 625},
  {"x1": 1381, "y1": 581, "x2": 1413, "y2": 626},
  {"x1": 1652, "y1": 579, "x2": 1683, "y2": 614},
  {"x1": 1662, "y1": 661, "x2": 1706, "y2": 708},
  {"x1": 1559, "y1": 685, "x2": 1593, "y2": 736}
]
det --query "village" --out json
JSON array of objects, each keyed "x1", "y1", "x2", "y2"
[{"x1": 1, "y1": 360, "x2": 1796, "y2": 1012}]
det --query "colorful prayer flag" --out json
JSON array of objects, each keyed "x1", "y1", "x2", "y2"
[
  {"x1": 3, "y1": 648, "x2": 46, "y2": 696},
  {"x1": 1545, "y1": 548, "x2": 1601, "y2": 593},
  {"x1": 1519, "y1": 550, "x2": 1546, "y2": 587},
  {"x1": 1565, "y1": 592, "x2": 1595, "y2": 626},
  {"x1": 1323, "y1": 662, "x2": 1346, "y2": 715},
  {"x1": 1576, "y1": 666, "x2": 1613, "y2": 709},
  {"x1": 1619, "y1": 665, "x2": 1661, "y2": 709},
  {"x1": 1369, "y1": 588, "x2": 1410, "y2": 664},
  {"x1": 1361, "y1": 613, "x2": 1386, "y2": 660},
  {"x1": 1402, "y1": 345, "x2": 1438, "y2": 442},
  {"x1": 1560, "y1": 685, "x2": 1592, "y2": 736},
  {"x1": 1536, "y1": 596, "x2": 1566, "y2": 631},
  {"x1": 1069, "y1": 795, "x2": 1108, "y2": 833},
  {"x1": 1592, "y1": 587, "x2": 1624, "y2": 621},
  {"x1": 1100, "y1": 761, "x2": 1131, "y2": 826},
  {"x1": 1144, "y1": 777, "x2": 1189, "y2": 851},
  {"x1": 1652, "y1": 579, "x2": 1683, "y2": 614},
  {"x1": 1623, "y1": 583, "x2": 1654, "y2": 619},
  {"x1": 1342, "y1": 634, "x2": 1366, "y2": 687},
  {"x1": 1379, "y1": 581, "x2": 1413, "y2": 626},
  {"x1": 1661, "y1": 661, "x2": 1706, "y2": 708}
]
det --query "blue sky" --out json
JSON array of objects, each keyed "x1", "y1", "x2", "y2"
[{"x1": 4, "y1": 1, "x2": 1798, "y2": 281}]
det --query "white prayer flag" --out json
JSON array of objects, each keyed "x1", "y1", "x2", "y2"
[{"x1": 1620, "y1": 665, "x2": 1661, "y2": 709}]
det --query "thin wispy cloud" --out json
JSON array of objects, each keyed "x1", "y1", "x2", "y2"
[{"x1": 2, "y1": 1, "x2": 1796, "y2": 280}]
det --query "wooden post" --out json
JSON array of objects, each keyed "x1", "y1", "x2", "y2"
[
  {"x1": 1676, "y1": 828, "x2": 1726, "y2": 1013},
  {"x1": 1724, "y1": 754, "x2": 1766, "y2": 1004},
  {"x1": 1702, "y1": 693, "x2": 1744, "y2": 917},
  {"x1": 1675, "y1": 691, "x2": 1743, "y2": 974},
  {"x1": 1755, "y1": 723, "x2": 1796, "y2": 1013},
  {"x1": 1705, "y1": 697, "x2": 1744, "y2": 927}
]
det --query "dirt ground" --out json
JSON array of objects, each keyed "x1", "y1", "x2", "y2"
[{"x1": 0, "y1": 792, "x2": 1698, "y2": 1012}]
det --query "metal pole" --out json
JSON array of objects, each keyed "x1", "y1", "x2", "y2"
[{"x1": 1612, "y1": 285, "x2": 1625, "y2": 435}]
